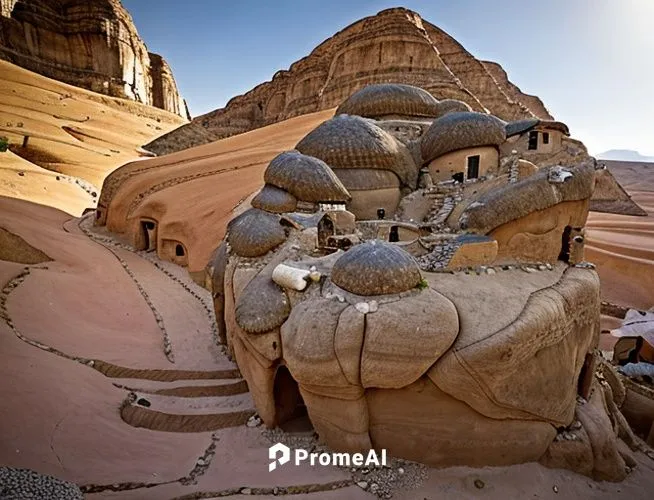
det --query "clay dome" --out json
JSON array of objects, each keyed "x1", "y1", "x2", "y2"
[
  {"x1": 235, "y1": 275, "x2": 290, "y2": 334},
  {"x1": 263, "y1": 151, "x2": 350, "y2": 203},
  {"x1": 226, "y1": 209, "x2": 287, "y2": 258},
  {"x1": 335, "y1": 83, "x2": 440, "y2": 119},
  {"x1": 435, "y1": 99, "x2": 473, "y2": 118},
  {"x1": 331, "y1": 240, "x2": 422, "y2": 296},
  {"x1": 421, "y1": 111, "x2": 507, "y2": 164},
  {"x1": 296, "y1": 114, "x2": 419, "y2": 189},
  {"x1": 251, "y1": 184, "x2": 298, "y2": 213}
]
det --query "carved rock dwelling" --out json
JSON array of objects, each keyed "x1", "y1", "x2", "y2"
[{"x1": 207, "y1": 83, "x2": 644, "y2": 480}]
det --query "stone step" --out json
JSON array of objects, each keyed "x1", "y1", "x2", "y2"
[
  {"x1": 121, "y1": 391, "x2": 255, "y2": 432},
  {"x1": 113, "y1": 377, "x2": 249, "y2": 397}
]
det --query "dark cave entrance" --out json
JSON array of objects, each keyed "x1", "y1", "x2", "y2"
[
  {"x1": 273, "y1": 365, "x2": 312, "y2": 432},
  {"x1": 559, "y1": 225, "x2": 572, "y2": 263}
]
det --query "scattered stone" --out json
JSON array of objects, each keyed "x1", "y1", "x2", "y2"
[
  {"x1": 355, "y1": 302, "x2": 370, "y2": 314},
  {"x1": 553, "y1": 485, "x2": 559, "y2": 493},
  {"x1": 136, "y1": 397, "x2": 151, "y2": 408},
  {"x1": 474, "y1": 479, "x2": 485, "y2": 489},
  {"x1": 356, "y1": 481, "x2": 369, "y2": 490},
  {"x1": 246, "y1": 415, "x2": 262, "y2": 427},
  {"x1": 0, "y1": 467, "x2": 83, "y2": 499},
  {"x1": 240, "y1": 487, "x2": 252, "y2": 494}
]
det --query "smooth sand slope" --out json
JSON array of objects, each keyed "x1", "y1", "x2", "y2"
[
  {"x1": 2, "y1": 194, "x2": 653, "y2": 499},
  {"x1": 100, "y1": 109, "x2": 335, "y2": 272},
  {"x1": 587, "y1": 161, "x2": 654, "y2": 310},
  {"x1": 0, "y1": 60, "x2": 185, "y2": 216}
]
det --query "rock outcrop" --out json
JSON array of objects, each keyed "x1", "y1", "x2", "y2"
[
  {"x1": 0, "y1": 0, "x2": 188, "y2": 118},
  {"x1": 146, "y1": 7, "x2": 553, "y2": 155}
]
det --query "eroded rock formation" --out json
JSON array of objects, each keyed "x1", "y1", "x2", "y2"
[
  {"x1": 206, "y1": 83, "x2": 645, "y2": 480},
  {"x1": 0, "y1": 0, "x2": 188, "y2": 117},
  {"x1": 146, "y1": 7, "x2": 553, "y2": 155}
]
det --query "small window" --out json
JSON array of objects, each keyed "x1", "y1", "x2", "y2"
[
  {"x1": 528, "y1": 131, "x2": 538, "y2": 150},
  {"x1": 467, "y1": 155, "x2": 480, "y2": 180},
  {"x1": 389, "y1": 226, "x2": 399, "y2": 243},
  {"x1": 175, "y1": 244, "x2": 185, "y2": 257},
  {"x1": 543, "y1": 132, "x2": 550, "y2": 145}
]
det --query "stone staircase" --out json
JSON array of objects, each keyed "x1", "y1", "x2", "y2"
[
  {"x1": 114, "y1": 372, "x2": 255, "y2": 433},
  {"x1": 424, "y1": 182, "x2": 464, "y2": 229}
]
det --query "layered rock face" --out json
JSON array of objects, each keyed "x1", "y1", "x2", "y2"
[
  {"x1": 147, "y1": 7, "x2": 553, "y2": 155},
  {"x1": 0, "y1": 0, "x2": 188, "y2": 118}
]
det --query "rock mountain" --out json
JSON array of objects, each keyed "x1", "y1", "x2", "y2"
[
  {"x1": 0, "y1": 0, "x2": 189, "y2": 118},
  {"x1": 147, "y1": 7, "x2": 554, "y2": 155}
]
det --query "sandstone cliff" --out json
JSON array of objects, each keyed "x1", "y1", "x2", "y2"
[
  {"x1": 146, "y1": 7, "x2": 553, "y2": 155},
  {"x1": 0, "y1": 0, "x2": 189, "y2": 118}
]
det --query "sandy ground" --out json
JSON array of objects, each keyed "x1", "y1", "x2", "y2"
[
  {"x1": 0, "y1": 61, "x2": 185, "y2": 216},
  {"x1": 2, "y1": 190, "x2": 654, "y2": 498},
  {"x1": 587, "y1": 161, "x2": 654, "y2": 312}
]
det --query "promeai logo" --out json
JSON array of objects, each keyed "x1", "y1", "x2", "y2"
[
  {"x1": 268, "y1": 443, "x2": 387, "y2": 471},
  {"x1": 269, "y1": 443, "x2": 291, "y2": 472}
]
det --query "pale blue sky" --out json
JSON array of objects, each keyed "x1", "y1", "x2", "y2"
[{"x1": 123, "y1": 0, "x2": 654, "y2": 156}]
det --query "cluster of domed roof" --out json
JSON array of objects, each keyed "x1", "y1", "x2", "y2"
[{"x1": 227, "y1": 82, "x2": 576, "y2": 263}]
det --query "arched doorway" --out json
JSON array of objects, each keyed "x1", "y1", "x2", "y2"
[{"x1": 139, "y1": 219, "x2": 157, "y2": 251}]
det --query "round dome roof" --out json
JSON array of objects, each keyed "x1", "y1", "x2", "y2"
[
  {"x1": 421, "y1": 112, "x2": 506, "y2": 164},
  {"x1": 235, "y1": 275, "x2": 290, "y2": 334},
  {"x1": 435, "y1": 99, "x2": 473, "y2": 118},
  {"x1": 251, "y1": 184, "x2": 298, "y2": 213},
  {"x1": 264, "y1": 151, "x2": 350, "y2": 203},
  {"x1": 331, "y1": 240, "x2": 422, "y2": 296},
  {"x1": 335, "y1": 83, "x2": 440, "y2": 119},
  {"x1": 296, "y1": 114, "x2": 418, "y2": 189},
  {"x1": 227, "y1": 209, "x2": 287, "y2": 258}
]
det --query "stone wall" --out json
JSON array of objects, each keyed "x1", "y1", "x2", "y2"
[{"x1": 0, "y1": 0, "x2": 188, "y2": 118}]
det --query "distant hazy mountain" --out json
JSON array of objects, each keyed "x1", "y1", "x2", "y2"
[{"x1": 597, "y1": 149, "x2": 654, "y2": 162}]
